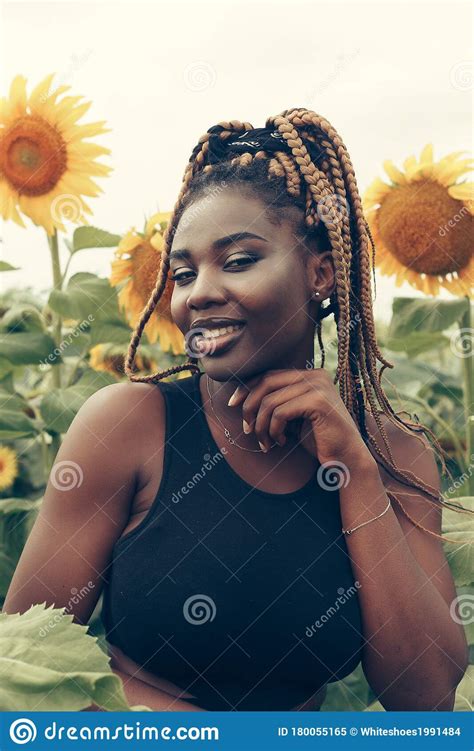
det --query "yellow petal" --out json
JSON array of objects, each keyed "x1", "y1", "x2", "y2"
[
  {"x1": 150, "y1": 232, "x2": 165, "y2": 252},
  {"x1": 363, "y1": 177, "x2": 390, "y2": 207},
  {"x1": 435, "y1": 159, "x2": 474, "y2": 186},
  {"x1": 145, "y1": 211, "x2": 172, "y2": 236},
  {"x1": 29, "y1": 72, "x2": 56, "y2": 109},
  {"x1": 9, "y1": 75, "x2": 27, "y2": 118},
  {"x1": 419, "y1": 143, "x2": 434, "y2": 166},
  {"x1": 448, "y1": 183, "x2": 474, "y2": 215},
  {"x1": 403, "y1": 155, "x2": 418, "y2": 179},
  {"x1": 383, "y1": 160, "x2": 407, "y2": 185}
]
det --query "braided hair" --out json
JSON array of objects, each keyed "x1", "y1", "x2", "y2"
[{"x1": 123, "y1": 107, "x2": 472, "y2": 541}]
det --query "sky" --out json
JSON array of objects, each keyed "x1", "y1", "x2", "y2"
[{"x1": 0, "y1": 0, "x2": 472, "y2": 322}]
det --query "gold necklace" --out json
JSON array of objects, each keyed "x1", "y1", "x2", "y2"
[{"x1": 205, "y1": 374, "x2": 278, "y2": 452}]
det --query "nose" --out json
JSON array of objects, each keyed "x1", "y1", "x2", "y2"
[{"x1": 185, "y1": 268, "x2": 227, "y2": 312}]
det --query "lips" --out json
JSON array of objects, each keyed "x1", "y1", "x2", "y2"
[{"x1": 193, "y1": 322, "x2": 246, "y2": 356}]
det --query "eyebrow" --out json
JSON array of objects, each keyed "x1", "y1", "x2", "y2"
[{"x1": 169, "y1": 231, "x2": 268, "y2": 263}]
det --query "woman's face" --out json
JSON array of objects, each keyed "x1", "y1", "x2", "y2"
[{"x1": 169, "y1": 188, "x2": 331, "y2": 382}]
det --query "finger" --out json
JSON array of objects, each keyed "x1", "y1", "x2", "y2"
[
  {"x1": 228, "y1": 369, "x2": 300, "y2": 408},
  {"x1": 253, "y1": 383, "x2": 309, "y2": 451}
]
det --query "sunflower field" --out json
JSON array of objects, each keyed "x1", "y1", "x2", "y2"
[{"x1": 0, "y1": 74, "x2": 472, "y2": 712}]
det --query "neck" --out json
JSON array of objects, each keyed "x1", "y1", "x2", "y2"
[{"x1": 202, "y1": 345, "x2": 315, "y2": 440}]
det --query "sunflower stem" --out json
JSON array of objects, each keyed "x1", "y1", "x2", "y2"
[
  {"x1": 47, "y1": 229, "x2": 63, "y2": 390},
  {"x1": 459, "y1": 297, "x2": 473, "y2": 495}
]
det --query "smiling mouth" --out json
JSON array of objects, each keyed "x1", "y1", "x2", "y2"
[{"x1": 194, "y1": 323, "x2": 246, "y2": 355}]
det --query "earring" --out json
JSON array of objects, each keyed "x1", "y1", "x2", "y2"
[{"x1": 312, "y1": 290, "x2": 320, "y2": 299}]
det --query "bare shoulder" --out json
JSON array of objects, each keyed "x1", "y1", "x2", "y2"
[{"x1": 79, "y1": 379, "x2": 165, "y2": 429}]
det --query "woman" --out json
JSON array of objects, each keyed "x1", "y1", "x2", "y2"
[{"x1": 3, "y1": 108, "x2": 470, "y2": 712}]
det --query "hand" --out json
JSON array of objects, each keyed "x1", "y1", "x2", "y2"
[{"x1": 228, "y1": 368, "x2": 370, "y2": 467}]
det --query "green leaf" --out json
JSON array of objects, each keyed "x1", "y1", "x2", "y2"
[
  {"x1": 0, "y1": 602, "x2": 133, "y2": 711},
  {"x1": 0, "y1": 332, "x2": 58, "y2": 366},
  {"x1": 320, "y1": 663, "x2": 371, "y2": 710},
  {"x1": 72, "y1": 226, "x2": 121, "y2": 253},
  {"x1": 48, "y1": 273, "x2": 121, "y2": 323},
  {"x1": 389, "y1": 297, "x2": 470, "y2": 338},
  {"x1": 453, "y1": 665, "x2": 473, "y2": 711},
  {"x1": 442, "y1": 498, "x2": 474, "y2": 587},
  {"x1": 0, "y1": 261, "x2": 20, "y2": 272},
  {"x1": 0, "y1": 390, "x2": 38, "y2": 439},
  {"x1": 89, "y1": 319, "x2": 132, "y2": 347},
  {"x1": 0, "y1": 357, "x2": 14, "y2": 380},
  {"x1": 386, "y1": 331, "x2": 450, "y2": 357},
  {"x1": 0, "y1": 498, "x2": 42, "y2": 598},
  {"x1": 1, "y1": 304, "x2": 46, "y2": 333},
  {"x1": 40, "y1": 369, "x2": 116, "y2": 434}
]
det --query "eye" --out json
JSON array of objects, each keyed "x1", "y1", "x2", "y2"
[{"x1": 170, "y1": 253, "x2": 259, "y2": 284}]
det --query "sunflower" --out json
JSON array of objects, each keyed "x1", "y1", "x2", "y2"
[
  {"x1": 0, "y1": 445, "x2": 19, "y2": 491},
  {"x1": 0, "y1": 73, "x2": 112, "y2": 235},
  {"x1": 110, "y1": 212, "x2": 185, "y2": 355},
  {"x1": 363, "y1": 145, "x2": 473, "y2": 296},
  {"x1": 89, "y1": 343, "x2": 158, "y2": 378}
]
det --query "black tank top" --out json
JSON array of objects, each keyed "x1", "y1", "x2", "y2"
[{"x1": 101, "y1": 371, "x2": 363, "y2": 711}]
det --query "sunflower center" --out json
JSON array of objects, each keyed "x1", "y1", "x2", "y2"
[
  {"x1": 0, "y1": 115, "x2": 67, "y2": 196},
  {"x1": 377, "y1": 180, "x2": 472, "y2": 275}
]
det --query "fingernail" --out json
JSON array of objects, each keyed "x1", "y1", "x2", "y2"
[
  {"x1": 258, "y1": 441, "x2": 268, "y2": 453},
  {"x1": 227, "y1": 389, "x2": 240, "y2": 406},
  {"x1": 243, "y1": 419, "x2": 251, "y2": 434}
]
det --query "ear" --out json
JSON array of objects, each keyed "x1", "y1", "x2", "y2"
[{"x1": 306, "y1": 250, "x2": 336, "y2": 301}]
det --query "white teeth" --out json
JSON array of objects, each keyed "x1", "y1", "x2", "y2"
[{"x1": 202, "y1": 324, "x2": 242, "y2": 339}]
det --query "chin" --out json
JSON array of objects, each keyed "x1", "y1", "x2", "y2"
[{"x1": 203, "y1": 358, "x2": 268, "y2": 383}]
